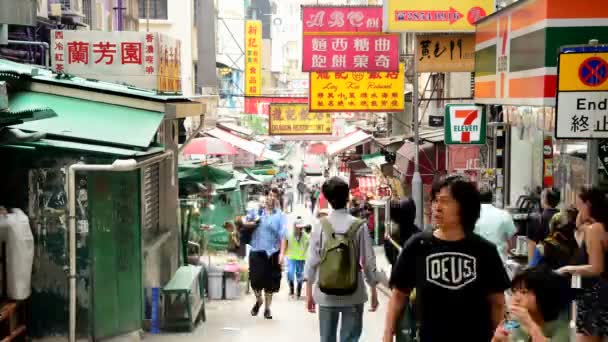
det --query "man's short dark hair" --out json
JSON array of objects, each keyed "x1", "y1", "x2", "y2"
[
  {"x1": 478, "y1": 185, "x2": 493, "y2": 204},
  {"x1": 543, "y1": 188, "x2": 560, "y2": 208},
  {"x1": 322, "y1": 177, "x2": 349, "y2": 210},
  {"x1": 431, "y1": 175, "x2": 481, "y2": 233},
  {"x1": 511, "y1": 267, "x2": 573, "y2": 321}
]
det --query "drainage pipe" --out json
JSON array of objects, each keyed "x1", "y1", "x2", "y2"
[{"x1": 7, "y1": 40, "x2": 49, "y2": 67}]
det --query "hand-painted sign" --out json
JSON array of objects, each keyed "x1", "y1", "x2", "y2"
[
  {"x1": 245, "y1": 20, "x2": 262, "y2": 96},
  {"x1": 302, "y1": 6, "x2": 383, "y2": 33},
  {"x1": 244, "y1": 97, "x2": 308, "y2": 115},
  {"x1": 302, "y1": 34, "x2": 399, "y2": 72},
  {"x1": 445, "y1": 104, "x2": 486, "y2": 145},
  {"x1": 268, "y1": 103, "x2": 332, "y2": 135},
  {"x1": 51, "y1": 30, "x2": 181, "y2": 93},
  {"x1": 309, "y1": 63, "x2": 404, "y2": 112},
  {"x1": 416, "y1": 34, "x2": 475, "y2": 72},
  {"x1": 557, "y1": 51, "x2": 608, "y2": 139},
  {"x1": 383, "y1": 0, "x2": 494, "y2": 32}
]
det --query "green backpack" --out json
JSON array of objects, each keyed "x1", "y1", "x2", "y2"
[{"x1": 318, "y1": 218, "x2": 363, "y2": 296}]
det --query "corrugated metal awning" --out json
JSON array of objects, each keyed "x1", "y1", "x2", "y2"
[
  {"x1": 205, "y1": 127, "x2": 265, "y2": 157},
  {"x1": 327, "y1": 130, "x2": 372, "y2": 156}
]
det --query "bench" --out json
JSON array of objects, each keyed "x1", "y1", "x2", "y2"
[{"x1": 162, "y1": 265, "x2": 206, "y2": 331}]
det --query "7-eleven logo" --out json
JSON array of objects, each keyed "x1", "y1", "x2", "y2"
[
  {"x1": 455, "y1": 110, "x2": 478, "y2": 143},
  {"x1": 445, "y1": 105, "x2": 485, "y2": 145}
]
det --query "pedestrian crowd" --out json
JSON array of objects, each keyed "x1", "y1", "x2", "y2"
[{"x1": 224, "y1": 169, "x2": 608, "y2": 342}]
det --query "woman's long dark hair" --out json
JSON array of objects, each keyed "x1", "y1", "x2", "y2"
[{"x1": 579, "y1": 187, "x2": 608, "y2": 228}]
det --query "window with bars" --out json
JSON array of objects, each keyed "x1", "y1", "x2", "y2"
[{"x1": 138, "y1": 0, "x2": 167, "y2": 20}]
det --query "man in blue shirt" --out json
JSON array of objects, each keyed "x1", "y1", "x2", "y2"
[{"x1": 246, "y1": 191, "x2": 287, "y2": 320}]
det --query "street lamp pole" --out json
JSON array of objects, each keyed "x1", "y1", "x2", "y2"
[{"x1": 411, "y1": 33, "x2": 424, "y2": 228}]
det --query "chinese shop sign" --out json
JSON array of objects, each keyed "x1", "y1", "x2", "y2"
[
  {"x1": 445, "y1": 104, "x2": 486, "y2": 145},
  {"x1": 302, "y1": 6, "x2": 383, "y2": 33},
  {"x1": 309, "y1": 63, "x2": 404, "y2": 112},
  {"x1": 416, "y1": 34, "x2": 475, "y2": 72},
  {"x1": 556, "y1": 51, "x2": 608, "y2": 139},
  {"x1": 244, "y1": 97, "x2": 308, "y2": 115},
  {"x1": 51, "y1": 30, "x2": 181, "y2": 93},
  {"x1": 302, "y1": 34, "x2": 399, "y2": 72},
  {"x1": 268, "y1": 103, "x2": 332, "y2": 135},
  {"x1": 245, "y1": 20, "x2": 262, "y2": 96},
  {"x1": 383, "y1": 0, "x2": 494, "y2": 32}
]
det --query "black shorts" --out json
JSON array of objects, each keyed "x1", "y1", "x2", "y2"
[{"x1": 249, "y1": 251, "x2": 282, "y2": 293}]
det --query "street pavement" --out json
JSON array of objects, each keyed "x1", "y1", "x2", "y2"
[{"x1": 146, "y1": 143, "x2": 393, "y2": 341}]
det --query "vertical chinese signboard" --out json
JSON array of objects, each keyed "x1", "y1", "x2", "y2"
[
  {"x1": 416, "y1": 34, "x2": 475, "y2": 72},
  {"x1": 245, "y1": 20, "x2": 262, "y2": 96},
  {"x1": 309, "y1": 63, "x2": 404, "y2": 112},
  {"x1": 269, "y1": 103, "x2": 332, "y2": 135},
  {"x1": 51, "y1": 30, "x2": 181, "y2": 93},
  {"x1": 556, "y1": 50, "x2": 608, "y2": 139},
  {"x1": 445, "y1": 104, "x2": 486, "y2": 145},
  {"x1": 383, "y1": 0, "x2": 494, "y2": 32}
]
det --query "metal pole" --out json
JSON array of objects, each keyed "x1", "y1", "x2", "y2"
[
  {"x1": 412, "y1": 33, "x2": 424, "y2": 228},
  {"x1": 146, "y1": 0, "x2": 150, "y2": 32},
  {"x1": 587, "y1": 140, "x2": 599, "y2": 186}
]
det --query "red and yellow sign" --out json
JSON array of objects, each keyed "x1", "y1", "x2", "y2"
[
  {"x1": 559, "y1": 52, "x2": 608, "y2": 91},
  {"x1": 245, "y1": 20, "x2": 262, "y2": 96},
  {"x1": 269, "y1": 104, "x2": 332, "y2": 135},
  {"x1": 417, "y1": 34, "x2": 475, "y2": 72},
  {"x1": 384, "y1": 0, "x2": 494, "y2": 32},
  {"x1": 309, "y1": 63, "x2": 404, "y2": 112}
]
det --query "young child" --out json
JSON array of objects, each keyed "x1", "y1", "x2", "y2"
[{"x1": 286, "y1": 217, "x2": 309, "y2": 299}]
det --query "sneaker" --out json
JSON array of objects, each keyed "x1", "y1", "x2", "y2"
[{"x1": 251, "y1": 301, "x2": 262, "y2": 316}]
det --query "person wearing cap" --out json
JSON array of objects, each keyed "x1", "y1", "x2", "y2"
[{"x1": 286, "y1": 216, "x2": 309, "y2": 299}]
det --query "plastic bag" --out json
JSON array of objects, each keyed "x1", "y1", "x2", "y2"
[{"x1": 0, "y1": 209, "x2": 34, "y2": 300}]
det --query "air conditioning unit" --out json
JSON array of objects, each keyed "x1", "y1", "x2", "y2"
[{"x1": 60, "y1": 0, "x2": 84, "y2": 16}]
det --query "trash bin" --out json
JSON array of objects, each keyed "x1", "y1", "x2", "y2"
[
  {"x1": 207, "y1": 266, "x2": 224, "y2": 300},
  {"x1": 224, "y1": 272, "x2": 241, "y2": 299}
]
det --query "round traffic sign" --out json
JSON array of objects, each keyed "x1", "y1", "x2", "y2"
[{"x1": 578, "y1": 57, "x2": 608, "y2": 87}]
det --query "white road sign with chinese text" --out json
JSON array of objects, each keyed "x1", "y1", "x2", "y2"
[{"x1": 556, "y1": 91, "x2": 608, "y2": 139}]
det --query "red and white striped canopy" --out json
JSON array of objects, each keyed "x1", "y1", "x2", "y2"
[{"x1": 356, "y1": 176, "x2": 379, "y2": 197}]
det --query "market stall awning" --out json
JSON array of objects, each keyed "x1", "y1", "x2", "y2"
[
  {"x1": 4, "y1": 139, "x2": 165, "y2": 157},
  {"x1": 9, "y1": 91, "x2": 164, "y2": 148},
  {"x1": 327, "y1": 130, "x2": 372, "y2": 156},
  {"x1": 362, "y1": 153, "x2": 387, "y2": 168},
  {"x1": 205, "y1": 127, "x2": 265, "y2": 157},
  {"x1": 355, "y1": 176, "x2": 379, "y2": 196},
  {"x1": 178, "y1": 163, "x2": 234, "y2": 184}
]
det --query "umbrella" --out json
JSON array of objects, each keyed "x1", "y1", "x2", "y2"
[
  {"x1": 178, "y1": 163, "x2": 233, "y2": 184},
  {"x1": 307, "y1": 142, "x2": 327, "y2": 155},
  {"x1": 182, "y1": 137, "x2": 237, "y2": 156}
]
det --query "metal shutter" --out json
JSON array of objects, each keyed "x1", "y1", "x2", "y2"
[{"x1": 142, "y1": 163, "x2": 160, "y2": 233}]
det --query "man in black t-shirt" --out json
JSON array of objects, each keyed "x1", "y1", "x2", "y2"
[{"x1": 383, "y1": 176, "x2": 510, "y2": 342}]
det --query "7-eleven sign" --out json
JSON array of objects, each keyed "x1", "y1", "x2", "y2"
[{"x1": 445, "y1": 104, "x2": 486, "y2": 145}]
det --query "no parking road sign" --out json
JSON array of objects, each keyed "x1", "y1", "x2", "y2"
[{"x1": 556, "y1": 49, "x2": 608, "y2": 139}]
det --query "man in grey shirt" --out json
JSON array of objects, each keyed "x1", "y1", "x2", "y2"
[{"x1": 304, "y1": 177, "x2": 379, "y2": 342}]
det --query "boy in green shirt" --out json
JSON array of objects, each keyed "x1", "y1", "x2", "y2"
[{"x1": 286, "y1": 217, "x2": 309, "y2": 299}]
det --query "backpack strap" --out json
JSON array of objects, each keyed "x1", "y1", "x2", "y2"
[
  {"x1": 345, "y1": 219, "x2": 364, "y2": 239},
  {"x1": 320, "y1": 217, "x2": 335, "y2": 241}
]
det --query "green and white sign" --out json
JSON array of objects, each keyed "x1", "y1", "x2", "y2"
[{"x1": 445, "y1": 104, "x2": 486, "y2": 145}]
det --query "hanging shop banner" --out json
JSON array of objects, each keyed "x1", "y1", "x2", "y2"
[
  {"x1": 416, "y1": 34, "x2": 475, "y2": 72},
  {"x1": 556, "y1": 51, "x2": 608, "y2": 139},
  {"x1": 51, "y1": 30, "x2": 181, "y2": 93},
  {"x1": 302, "y1": 34, "x2": 399, "y2": 72},
  {"x1": 309, "y1": 63, "x2": 404, "y2": 112},
  {"x1": 268, "y1": 104, "x2": 332, "y2": 136},
  {"x1": 245, "y1": 20, "x2": 262, "y2": 96},
  {"x1": 302, "y1": 6, "x2": 383, "y2": 33},
  {"x1": 244, "y1": 97, "x2": 308, "y2": 115},
  {"x1": 445, "y1": 104, "x2": 486, "y2": 145},
  {"x1": 383, "y1": 0, "x2": 494, "y2": 32}
]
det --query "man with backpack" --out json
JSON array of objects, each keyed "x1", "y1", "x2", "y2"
[{"x1": 304, "y1": 177, "x2": 379, "y2": 342}]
